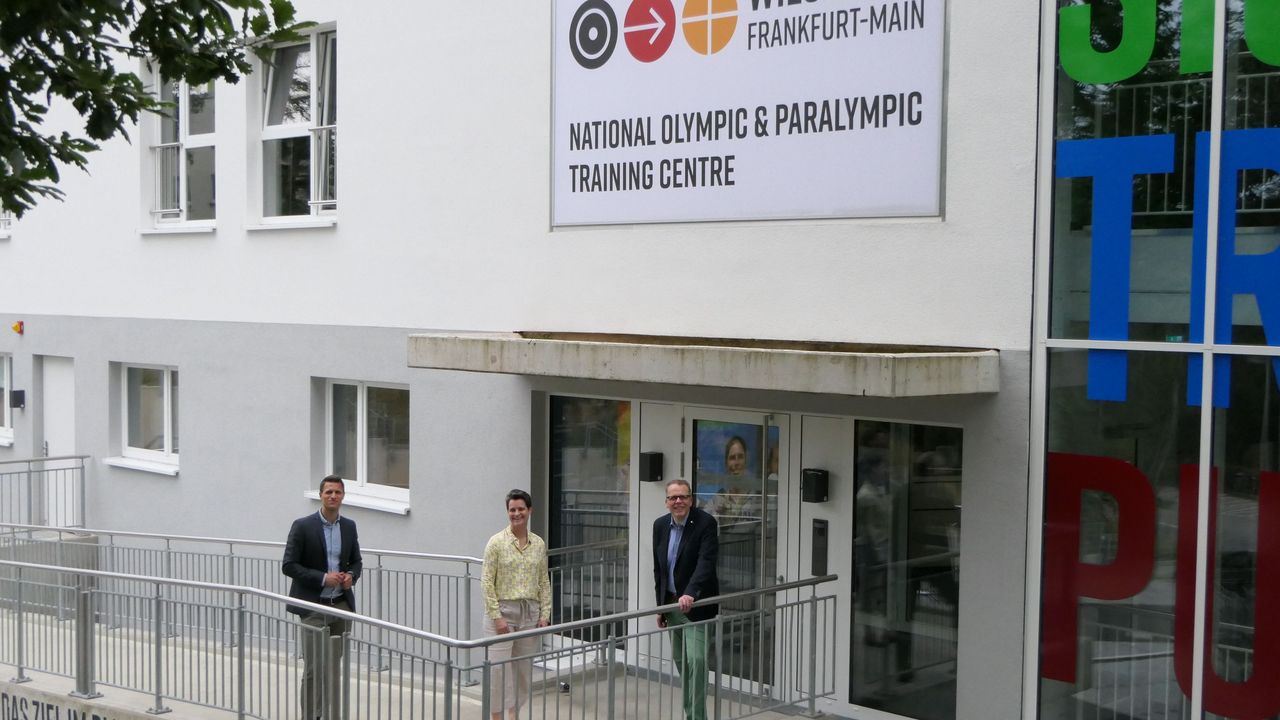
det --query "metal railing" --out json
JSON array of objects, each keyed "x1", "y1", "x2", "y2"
[
  {"x1": 0, "y1": 456, "x2": 87, "y2": 528},
  {"x1": 1088, "y1": 56, "x2": 1280, "y2": 221},
  {"x1": 0, "y1": 522, "x2": 646, "y2": 665},
  {"x1": 0, "y1": 521, "x2": 479, "y2": 652},
  {"x1": 0, "y1": 558, "x2": 838, "y2": 719}
]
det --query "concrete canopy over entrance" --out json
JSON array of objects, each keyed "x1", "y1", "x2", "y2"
[{"x1": 407, "y1": 332, "x2": 999, "y2": 397}]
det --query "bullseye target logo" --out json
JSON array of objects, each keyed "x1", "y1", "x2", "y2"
[{"x1": 569, "y1": 0, "x2": 738, "y2": 69}]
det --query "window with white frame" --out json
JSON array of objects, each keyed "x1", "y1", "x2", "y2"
[
  {"x1": 122, "y1": 365, "x2": 179, "y2": 463},
  {"x1": 262, "y1": 30, "x2": 336, "y2": 217},
  {"x1": 0, "y1": 209, "x2": 13, "y2": 236},
  {"x1": 0, "y1": 355, "x2": 12, "y2": 442},
  {"x1": 151, "y1": 78, "x2": 216, "y2": 223},
  {"x1": 327, "y1": 381, "x2": 408, "y2": 496}
]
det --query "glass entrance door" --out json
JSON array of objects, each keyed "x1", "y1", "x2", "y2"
[{"x1": 687, "y1": 408, "x2": 790, "y2": 692}]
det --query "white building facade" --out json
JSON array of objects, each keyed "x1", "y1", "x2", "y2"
[{"x1": 1, "y1": 1, "x2": 1275, "y2": 719}]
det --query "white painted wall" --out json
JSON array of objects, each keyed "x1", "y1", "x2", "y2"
[{"x1": 0, "y1": 0, "x2": 1039, "y2": 351}]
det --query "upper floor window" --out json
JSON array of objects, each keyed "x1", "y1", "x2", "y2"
[
  {"x1": 262, "y1": 30, "x2": 336, "y2": 217},
  {"x1": 123, "y1": 365, "x2": 179, "y2": 464},
  {"x1": 327, "y1": 380, "x2": 408, "y2": 498},
  {"x1": 0, "y1": 210, "x2": 13, "y2": 236},
  {"x1": 0, "y1": 355, "x2": 12, "y2": 442},
  {"x1": 152, "y1": 79, "x2": 216, "y2": 223}
]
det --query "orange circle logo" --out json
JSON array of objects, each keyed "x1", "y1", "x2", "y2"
[{"x1": 681, "y1": 0, "x2": 737, "y2": 56}]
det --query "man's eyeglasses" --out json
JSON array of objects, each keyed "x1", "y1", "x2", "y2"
[{"x1": 666, "y1": 494, "x2": 691, "y2": 502}]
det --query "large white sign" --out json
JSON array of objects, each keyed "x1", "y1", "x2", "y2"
[{"x1": 552, "y1": 0, "x2": 946, "y2": 225}]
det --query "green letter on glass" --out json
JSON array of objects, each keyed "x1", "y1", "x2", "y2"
[{"x1": 1060, "y1": 0, "x2": 1156, "y2": 84}]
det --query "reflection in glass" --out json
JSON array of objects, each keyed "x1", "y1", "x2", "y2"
[
  {"x1": 366, "y1": 387, "x2": 409, "y2": 489},
  {"x1": 185, "y1": 147, "x2": 215, "y2": 221},
  {"x1": 1039, "y1": 350, "x2": 1200, "y2": 720},
  {"x1": 850, "y1": 420, "x2": 961, "y2": 720},
  {"x1": 1198, "y1": 356, "x2": 1280, "y2": 720},
  {"x1": 331, "y1": 383, "x2": 357, "y2": 481},
  {"x1": 1048, "y1": 3, "x2": 1211, "y2": 344},
  {"x1": 265, "y1": 44, "x2": 311, "y2": 125},
  {"x1": 169, "y1": 370, "x2": 178, "y2": 454},
  {"x1": 159, "y1": 79, "x2": 180, "y2": 143},
  {"x1": 1220, "y1": 7, "x2": 1280, "y2": 348},
  {"x1": 188, "y1": 82, "x2": 215, "y2": 135},
  {"x1": 263, "y1": 137, "x2": 310, "y2": 216},
  {"x1": 693, "y1": 419, "x2": 778, "y2": 687},
  {"x1": 547, "y1": 396, "x2": 631, "y2": 641},
  {"x1": 126, "y1": 367, "x2": 165, "y2": 452},
  {"x1": 0, "y1": 356, "x2": 9, "y2": 429}
]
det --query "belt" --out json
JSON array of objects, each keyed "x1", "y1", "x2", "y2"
[{"x1": 318, "y1": 596, "x2": 345, "y2": 606}]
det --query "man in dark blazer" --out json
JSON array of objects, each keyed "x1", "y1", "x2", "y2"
[
  {"x1": 283, "y1": 475, "x2": 362, "y2": 720},
  {"x1": 653, "y1": 478, "x2": 719, "y2": 720}
]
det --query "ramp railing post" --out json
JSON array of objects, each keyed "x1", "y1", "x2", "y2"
[
  {"x1": 236, "y1": 592, "x2": 247, "y2": 720},
  {"x1": 12, "y1": 566, "x2": 30, "y2": 683},
  {"x1": 70, "y1": 574, "x2": 101, "y2": 699},
  {"x1": 148, "y1": 583, "x2": 172, "y2": 714}
]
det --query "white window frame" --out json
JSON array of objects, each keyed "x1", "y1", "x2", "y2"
[
  {"x1": 150, "y1": 77, "x2": 216, "y2": 226},
  {"x1": 324, "y1": 379, "x2": 408, "y2": 502},
  {"x1": 0, "y1": 210, "x2": 13, "y2": 239},
  {"x1": 261, "y1": 29, "x2": 337, "y2": 218},
  {"x1": 0, "y1": 354, "x2": 12, "y2": 443},
  {"x1": 120, "y1": 364, "x2": 179, "y2": 465}
]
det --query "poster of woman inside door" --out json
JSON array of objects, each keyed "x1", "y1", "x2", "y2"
[{"x1": 692, "y1": 420, "x2": 778, "y2": 525}]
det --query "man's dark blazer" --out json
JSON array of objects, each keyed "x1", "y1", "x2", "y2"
[
  {"x1": 652, "y1": 506, "x2": 719, "y2": 621},
  {"x1": 282, "y1": 512, "x2": 363, "y2": 616}
]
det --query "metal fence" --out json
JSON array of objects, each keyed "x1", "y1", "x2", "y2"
[
  {"x1": 0, "y1": 456, "x2": 87, "y2": 528},
  {"x1": 0, "y1": 558, "x2": 838, "y2": 720},
  {"x1": 1090, "y1": 56, "x2": 1280, "y2": 221}
]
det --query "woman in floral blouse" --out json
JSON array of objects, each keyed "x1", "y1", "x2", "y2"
[{"x1": 481, "y1": 488, "x2": 552, "y2": 720}]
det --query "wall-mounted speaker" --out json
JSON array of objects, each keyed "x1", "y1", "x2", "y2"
[
  {"x1": 801, "y1": 468, "x2": 829, "y2": 503},
  {"x1": 639, "y1": 452, "x2": 664, "y2": 483}
]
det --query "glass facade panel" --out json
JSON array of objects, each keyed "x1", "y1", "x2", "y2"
[
  {"x1": 1198, "y1": 355, "x2": 1280, "y2": 719},
  {"x1": 547, "y1": 396, "x2": 631, "y2": 640},
  {"x1": 1048, "y1": 0, "x2": 1211, "y2": 344},
  {"x1": 1217, "y1": 6, "x2": 1280, "y2": 348},
  {"x1": 1039, "y1": 350, "x2": 1200, "y2": 720},
  {"x1": 850, "y1": 420, "x2": 961, "y2": 720},
  {"x1": 366, "y1": 386, "x2": 409, "y2": 489}
]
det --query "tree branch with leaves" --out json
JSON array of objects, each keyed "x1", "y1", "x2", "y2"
[{"x1": 0, "y1": 0, "x2": 312, "y2": 216}]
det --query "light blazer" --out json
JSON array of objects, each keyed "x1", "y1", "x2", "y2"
[
  {"x1": 282, "y1": 512, "x2": 363, "y2": 616},
  {"x1": 652, "y1": 506, "x2": 720, "y2": 622}
]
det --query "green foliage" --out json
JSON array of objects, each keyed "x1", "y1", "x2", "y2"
[{"x1": 0, "y1": 0, "x2": 313, "y2": 216}]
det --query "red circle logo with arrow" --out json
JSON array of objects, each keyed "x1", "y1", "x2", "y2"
[{"x1": 624, "y1": 0, "x2": 676, "y2": 63}]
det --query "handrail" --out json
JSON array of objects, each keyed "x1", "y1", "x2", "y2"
[
  {"x1": 546, "y1": 536, "x2": 627, "y2": 557},
  {"x1": 0, "y1": 557, "x2": 456, "y2": 645},
  {"x1": 0, "y1": 556, "x2": 836, "y2": 652},
  {"x1": 0, "y1": 455, "x2": 89, "y2": 466},
  {"x1": 481, "y1": 573, "x2": 839, "y2": 649},
  {"x1": 0, "y1": 520, "x2": 484, "y2": 565}
]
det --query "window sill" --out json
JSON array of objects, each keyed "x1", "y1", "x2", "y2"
[
  {"x1": 140, "y1": 225, "x2": 216, "y2": 236},
  {"x1": 246, "y1": 218, "x2": 337, "y2": 232},
  {"x1": 105, "y1": 456, "x2": 180, "y2": 476},
  {"x1": 0, "y1": 437, "x2": 13, "y2": 448},
  {"x1": 303, "y1": 489, "x2": 409, "y2": 515}
]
